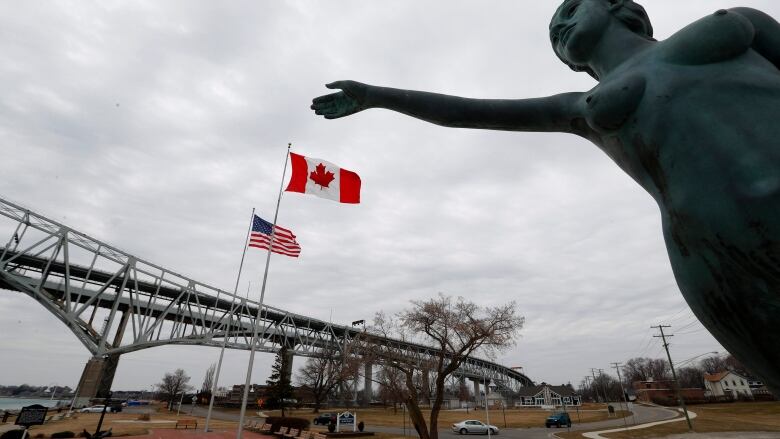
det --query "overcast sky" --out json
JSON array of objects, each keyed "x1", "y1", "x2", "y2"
[{"x1": 2, "y1": 0, "x2": 778, "y2": 393}]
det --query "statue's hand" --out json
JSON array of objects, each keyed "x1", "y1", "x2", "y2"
[{"x1": 311, "y1": 80, "x2": 370, "y2": 119}]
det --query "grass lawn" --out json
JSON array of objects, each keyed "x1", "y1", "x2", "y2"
[{"x1": 556, "y1": 402, "x2": 780, "y2": 439}]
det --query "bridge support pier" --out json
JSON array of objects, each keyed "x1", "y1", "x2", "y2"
[
  {"x1": 281, "y1": 349, "x2": 294, "y2": 383},
  {"x1": 472, "y1": 378, "x2": 480, "y2": 406},
  {"x1": 74, "y1": 354, "x2": 120, "y2": 407},
  {"x1": 421, "y1": 370, "x2": 430, "y2": 406},
  {"x1": 362, "y1": 362, "x2": 372, "y2": 407}
]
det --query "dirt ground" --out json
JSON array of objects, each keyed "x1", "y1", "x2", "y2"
[{"x1": 556, "y1": 402, "x2": 780, "y2": 439}]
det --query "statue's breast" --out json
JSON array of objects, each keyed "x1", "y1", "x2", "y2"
[{"x1": 582, "y1": 73, "x2": 646, "y2": 134}]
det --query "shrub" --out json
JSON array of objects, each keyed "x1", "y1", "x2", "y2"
[
  {"x1": 264, "y1": 416, "x2": 310, "y2": 433},
  {"x1": 137, "y1": 413, "x2": 151, "y2": 421},
  {"x1": 52, "y1": 432, "x2": 76, "y2": 438},
  {"x1": 327, "y1": 423, "x2": 335, "y2": 432},
  {"x1": 357, "y1": 421, "x2": 365, "y2": 432}
]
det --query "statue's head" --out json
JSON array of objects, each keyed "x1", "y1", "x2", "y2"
[{"x1": 549, "y1": 0, "x2": 653, "y2": 79}]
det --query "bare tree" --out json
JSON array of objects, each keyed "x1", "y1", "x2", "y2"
[
  {"x1": 365, "y1": 294, "x2": 523, "y2": 439},
  {"x1": 202, "y1": 363, "x2": 216, "y2": 393},
  {"x1": 157, "y1": 369, "x2": 192, "y2": 410},
  {"x1": 296, "y1": 347, "x2": 360, "y2": 412},
  {"x1": 699, "y1": 354, "x2": 745, "y2": 375},
  {"x1": 376, "y1": 365, "x2": 407, "y2": 414},
  {"x1": 676, "y1": 366, "x2": 704, "y2": 389},
  {"x1": 621, "y1": 357, "x2": 671, "y2": 385}
]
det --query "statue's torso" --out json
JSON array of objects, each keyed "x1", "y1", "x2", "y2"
[
  {"x1": 583, "y1": 36, "x2": 780, "y2": 240},
  {"x1": 579, "y1": 16, "x2": 780, "y2": 391}
]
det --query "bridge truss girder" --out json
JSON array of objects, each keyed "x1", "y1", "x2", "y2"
[{"x1": 0, "y1": 196, "x2": 533, "y2": 394}]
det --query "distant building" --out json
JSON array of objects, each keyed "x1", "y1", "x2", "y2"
[
  {"x1": 514, "y1": 383, "x2": 581, "y2": 408},
  {"x1": 632, "y1": 379, "x2": 704, "y2": 404},
  {"x1": 704, "y1": 371, "x2": 753, "y2": 399}
]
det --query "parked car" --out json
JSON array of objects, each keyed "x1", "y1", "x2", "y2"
[
  {"x1": 545, "y1": 412, "x2": 571, "y2": 428},
  {"x1": 80, "y1": 405, "x2": 106, "y2": 413},
  {"x1": 452, "y1": 420, "x2": 499, "y2": 435},
  {"x1": 313, "y1": 413, "x2": 337, "y2": 425}
]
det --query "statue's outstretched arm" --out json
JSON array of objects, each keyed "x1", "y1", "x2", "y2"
[
  {"x1": 312, "y1": 81, "x2": 587, "y2": 135},
  {"x1": 731, "y1": 7, "x2": 780, "y2": 69}
]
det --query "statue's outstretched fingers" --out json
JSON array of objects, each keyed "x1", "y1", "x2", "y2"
[{"x1": 326, "y1": 81, "x2": 348, "y2": 90}]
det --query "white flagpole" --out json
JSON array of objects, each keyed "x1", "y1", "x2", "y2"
[
  {"x1": 237, "y1": 143, "x2": 292, "y2": 439},
  {"x1": 204, "y1": 208, "x2": 256, "y2": 432}
]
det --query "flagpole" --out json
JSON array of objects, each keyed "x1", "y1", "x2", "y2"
[
  {"x1": 237, "y1": 143, "x2": 292, "y2": 439},
  {"x1": 204, "y1": 208, "x2": 256, "y2": 432}
]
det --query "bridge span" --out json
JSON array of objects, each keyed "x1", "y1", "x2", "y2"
[{"x1": 0, "y1": 196, "x2": 533, "y2": 405}]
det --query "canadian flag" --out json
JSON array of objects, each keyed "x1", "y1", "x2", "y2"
[{"x1": 285, "y1": 152, "x2": 361, "y2": 204}]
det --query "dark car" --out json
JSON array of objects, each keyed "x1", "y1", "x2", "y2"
[
  {"x1": 545, "y1": 412, "x2": 571, "y2": 428},
  {"x1": 313, "y1": 413, "x2": 336, "y2": 425}
]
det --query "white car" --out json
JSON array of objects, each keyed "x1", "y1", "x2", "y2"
[
  {"x1": 452, "y1": 420, "x2": 499, "y2": 435},
  {"x1": 80, "y1": 405, "x2": 106, "y2": 413}
]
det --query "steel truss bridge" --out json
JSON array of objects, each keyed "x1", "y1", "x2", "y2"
[{"x1": 0, "y1": 196, "x2": 533, "y2": 402}]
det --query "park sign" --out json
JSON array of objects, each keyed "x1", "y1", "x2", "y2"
[
  {"x1": 15, "y1": 404, "x2": 48, "y2": 426},
  {"x1": 336, "y1": 411, "x2": 355, "y2": 432}
]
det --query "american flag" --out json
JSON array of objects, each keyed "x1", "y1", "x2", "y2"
[{"x1": 248, "y1": 215, "x2": 301, "y2": 257}]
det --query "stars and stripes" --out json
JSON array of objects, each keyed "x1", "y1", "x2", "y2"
[{"x1": 248, "y1": 215, "x2": 301, "y2": 257}]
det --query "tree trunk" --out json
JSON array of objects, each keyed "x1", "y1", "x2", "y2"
[
  {"x1": 405, "y1": 397, "x2": 430, "y2": 439},
  {"x1": 428, "y1": 375, "x2": 448, "y2": 439}
]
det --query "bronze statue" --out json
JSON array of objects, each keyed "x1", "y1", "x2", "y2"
[{"x1": 311, "y1": 0, "x2": 780, "y2": 395}]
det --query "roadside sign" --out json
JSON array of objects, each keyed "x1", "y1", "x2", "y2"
[
  {"x1": 337, "y1": 411, "x2": 356, "y2": 432},
  {"x1": 15, "y1": 405, "x2": 48, "y2": 427}
]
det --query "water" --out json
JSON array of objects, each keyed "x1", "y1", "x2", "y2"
[{"x1": 0, "y1": 398, "x2": 68, "y2": 411}]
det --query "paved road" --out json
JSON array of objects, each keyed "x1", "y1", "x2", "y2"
[{"x1": 189, "y1": 403, "x2": 678, "y2": 439}]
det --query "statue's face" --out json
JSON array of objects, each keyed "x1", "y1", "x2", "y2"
[{"x1": 549, "y1": 0, "x2": 613, "y2": 66}]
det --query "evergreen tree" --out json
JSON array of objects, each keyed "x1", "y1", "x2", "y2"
[{"x1": 266, "y1": 347, "x2": 294, "y2": 416}]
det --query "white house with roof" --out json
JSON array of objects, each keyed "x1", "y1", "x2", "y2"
[
  {"x1": 514, "y1": 383, "x2": 581, "y2": 408},
  {"x1": 704, "y1": 371, "x2": 753, "y2": 398}
]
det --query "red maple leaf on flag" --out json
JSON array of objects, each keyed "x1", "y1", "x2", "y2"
[{"x1": 309, "y1": 163, "x2": 335, "y2": 189}]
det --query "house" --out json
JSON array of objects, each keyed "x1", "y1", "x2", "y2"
[
  {"x1": 632, "y1": 379, "x2": 704, "y2": 404},
  {"x1": 704, "y1": 371, "x2": 753, "y2": 399},
  {"x1": 514, "y1": 383, "x2": 581, "y2": 408}
]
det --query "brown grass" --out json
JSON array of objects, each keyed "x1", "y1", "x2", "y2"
[
  {"x1": 555, "y1": 402, "x2": 780, "y2": 439},
  {"x1": 25, "y1": 402, "x2": 633, "y2": 438},
  {"x1": 265, "y1": 405, "x2": 627, "y2": 429}
]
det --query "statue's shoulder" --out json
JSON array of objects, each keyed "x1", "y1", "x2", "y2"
[{"x1": 659, "y1": 9, "x2": 755, "y2": 65}]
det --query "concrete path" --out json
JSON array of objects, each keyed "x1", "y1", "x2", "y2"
[{"x1": 582, "y1": 407, "x2": 695, "y2": 439}]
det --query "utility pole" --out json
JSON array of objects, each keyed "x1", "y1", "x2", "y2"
[
  {"x1": 597, "y1": 369, "x2": 610, "y2": 406},
  {"x1": 590, "y1": 369, "x2": 604, "y2": 404},
  {"x1": 610, "y1": 362, "x2": 631, "y2": 428},
  {"x1": 612, "y1": 363, "x2": 636, "y2": 425},
  {"x1": 652, "y1": 325, "x2": 693, "y2": 431}
]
